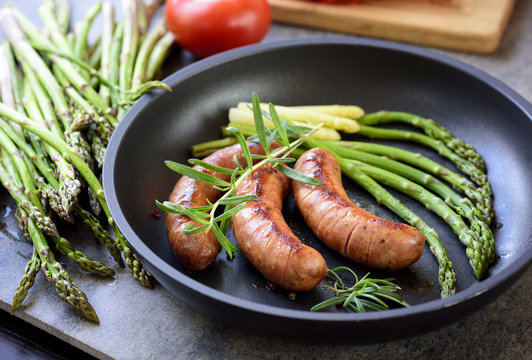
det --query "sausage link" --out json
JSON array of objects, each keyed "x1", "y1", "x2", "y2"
[
  {"x1": 292, "y1": 148, "x2": 425, "y2": 270},
  {"x1": 166, "y1": 142, "x2": 267, "y2": 271},
  {"x1": 231, "y1": 166, "x2": 328, "y2": 291}
]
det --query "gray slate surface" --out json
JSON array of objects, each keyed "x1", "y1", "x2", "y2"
[{"x1": 0, "y1": 0, "x2": 531, "y2": 359}]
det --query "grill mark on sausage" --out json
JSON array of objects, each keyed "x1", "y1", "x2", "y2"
[
  {"x1": 252, "y1": 203, "x2": 303, "y2": 252},
  {"x1": 365, "y1": 218, "x2": 385, "y2": 266},
  {"x1": 344, "y1": 218, "x2": 359, "y2": 260},
  {"x1": 302, "y1": 151, "x2": 326, "y2": 184},
  {"x1": 318, "y1": 186, "x2": 353, "y2": 209},
  {"x1": 315, "y1": 200, "x2": 349, "y2": 240},
  {"x1": 283, "y1": 246, "x2": 295, "y2": 286}
]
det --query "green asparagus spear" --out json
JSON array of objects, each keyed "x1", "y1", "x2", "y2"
[
  {"x1": 29, "y1": 216, "x2": 99, "y2": 323},
  {"x1": 1, "y1": 143, "x2": 113, "y2": 278},
  {"x1": 53, "y1": 64, "x2": 112, "y2": 144},
  {"x1": 73, "y1": 205, "x2": 123, "y2": 266},
  {"x1": 145, "y1": 0, "x2": 163, "y2": 24},
  {"x1": 0, "y1": 128, "x2": 59, "y2": 237},
  {"x1": 73, "y1": 2, "x2": 102, "y2": 63},
  {"x1": 12, "y1": 247, "x2": 41, "y2": 312},
  {"x1": 21, "y1": 71, "x2": 121, "y2": 265},
  {"x1": 137, "y1": 0, "x2": 149, "y2": 37},
  {"x1": 0, "y1": 102, "x2": 152, "y2": 287},
  {"x1": 2, "y1": 8, "x2": 73, "y2": 130},
  {"x1": 99, "y1": 2, "x2": 115, "y2": 107},
  {"x1": 118, "y1": 0, "x2": 139, "y2": 119},
  {"x1": 53, "y1": 0, "x2": 71, "y2": 35},
  {"x1": 326, "y1": 140, "x2": 489, "y2": 221},
  {"x1": 357, "y1": 124, "x2": 493, "y2": 220},
  {"x1": 21, "y1": 68, "x2": 81, "y2": 218},
  {"x1": 145, "y1": 32, "x2": 175, "y2": 82},
  {"x1": 1, "y1": 42, "x2": 55, "y2": 178},
  {"x1": 131, "y1": 17, "x2": 166, "y2": 91},
  {"x1": 358, "y1": 111, "x2": 486, "y2": 172},
  {"x1": 0, "y1": 156, "x2": 57, "y2": 238},
  {"x1": 88, "y1": 39, "x2": 102, "y2": 89},
  {"x1": 108, "y1": 21, "x2": 123, "y2": 113},
  {"x1": 37, "y1": 3, "x2": 74, "y2": 55},
  {"x1": 323, "y1": 142, "x2": 491, "y2": 222},
  {"x1": 53, "y1": 236, "x2": 115, "y2": 277},
  {"x1": 0, "y1": 41, "x2": 23, "y2": 114},
  {"x1": 7, "y1": 7, "x2": 115, "y2": 126}
]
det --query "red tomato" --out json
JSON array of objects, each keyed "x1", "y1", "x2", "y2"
[{"x1": 165, "y1": 0, "x2": 271, "y2": 58}]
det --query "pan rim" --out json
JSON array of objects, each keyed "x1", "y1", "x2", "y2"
[{"x1": 103, "y1": 36, "x2": 532, "y2": 326}]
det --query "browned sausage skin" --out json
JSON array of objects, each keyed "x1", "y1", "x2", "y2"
[
  {"x1": 292, "y1": 148, "x2": 425, "y2": 270},
  {"x1": 231, "y1": 165, "x2": 328, "y2": 291},
  {"x1": 166, "y1": 142, "x2": 268, "y2": 271}
]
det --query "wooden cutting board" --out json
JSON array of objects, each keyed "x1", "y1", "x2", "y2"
[{"x1": 267, "y1": 0, "x2": 516, "y2": 53}]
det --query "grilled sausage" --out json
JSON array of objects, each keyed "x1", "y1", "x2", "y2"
[
  {"x1": 166, "y1": 142, "x2": 268, "y2": 271},
  {"x1": 231, "y1": 165, "x2": 328, "y2": 291},
  {"x1": 292, "y1": 148, "x2": 425, "y2": 270}
]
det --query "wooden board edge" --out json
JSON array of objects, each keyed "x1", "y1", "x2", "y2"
[{"x1": 268, "y1": 0, "x2": 517, "y2": 53}]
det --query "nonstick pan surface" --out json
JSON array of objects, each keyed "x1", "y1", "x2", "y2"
[{"x1": 103, "y1": 38, "x2": 532, "y2": 342}]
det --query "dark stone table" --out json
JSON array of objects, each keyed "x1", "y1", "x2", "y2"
[{"x1": 0, "y1": 0, "x2": 531, "y2": 359}]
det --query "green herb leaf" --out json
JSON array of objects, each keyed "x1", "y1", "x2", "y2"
[
  {"x1": 219, "y1": 210, "x2": 232, "y2": 235},
  {"x1": 311, "y1": 268, "x2": 408, "y2": 313},
  {"x1": 183, "y1": 223, "x2": 210, "y2": 235},
  {"x1": 250, "y1": 154, "x2": 267, "y2": 159},
  {"x1": 217, "y1": 194, "x2": 257, "y2": 205},
  {"x1": 156, "y1": 200, "x2": 214, "y2": 213},
  {"x1": 260, "y1": 108, "x2": 309, "y2": 138},
  {"x1": 289, "y1": 122, "x2": 311, "y2": 132},
  {"x1": 229, "y1": 168, "x2": 240, "y2": 187},
  {"x1": 225, "y1": 127, "x2": 253, "y2": 169},
  {"x1": 359, "y1": 293, "x2": 388, "y2": 308},
  {"x1": 269, "y1": 103, "x2": 290, "y2": 145},
  {"x1": 266, "y1": 128, "x2": 277, "y2": 151},
  {"x1": 277, "y1": 164, "x2": 321, "y2": 186},
  {"x1": 213, "y1": 185, "x2": 231, "y2": 192},
  {"x1": 188, "y1": 159, "x2": 239, "y2": 175},
  {"x1": 211, "y1": 222, "x2": 239, "y2": 259},
  {"x1": 252, "y1": 93, "x2": 270, "y2": 154},
  {"x1": 246, "y1": 134, "x2": 259, "y2": 142},
  {"x1": 155, "y1": 201, "x2": 210, "y2": 223},
  {"x1": 214, "y1": 203, "x2": 247, "y2": 222},
  {"x1": 269, "y1": 157, "x2": 295, "y2": 164},
  {"x1": 165, "y1": 161, "x2": 231, "y2": 187},
  {"x1": 232, "y1": 154, "x2": 244, "y2": 171},
  {"x1": 357, "y1": 299, "x2": 387, "y2": 311}
]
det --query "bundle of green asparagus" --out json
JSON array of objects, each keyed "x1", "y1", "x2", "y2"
[
  {"x1": 191, "y1": 101, "x2": 496, "y2": 298},
  {"x1": 0, "y1": 0, "x2": 173, "y2": 323}
]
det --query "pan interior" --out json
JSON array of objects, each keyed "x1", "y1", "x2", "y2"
[{"x1": 108, "y1": 41, "x2": 532, "y2": 314}]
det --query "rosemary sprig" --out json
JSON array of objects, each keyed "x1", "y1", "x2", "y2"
[
  {"x1": 157, "y1": 93, "x2": 321, "y2": 259},
  {"x1": 311, "y1": 266, "x2": 409, "y2": 312}
]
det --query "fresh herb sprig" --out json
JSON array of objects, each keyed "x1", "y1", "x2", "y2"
[
  {"x1": 157, "y1": 93, "x2": 321, "y2": 259},
  {"x1": 311, "y1": 266, "x2": 409, "y2": 312}
]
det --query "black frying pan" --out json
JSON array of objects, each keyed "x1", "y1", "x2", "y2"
[{"x1": 103, "y1": 38, "x2": 532, "y2": 342}]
